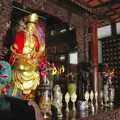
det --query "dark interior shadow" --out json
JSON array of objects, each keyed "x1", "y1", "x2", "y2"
[{"x1": 0, "y1": 95, "x2": 35, "y2": 120}]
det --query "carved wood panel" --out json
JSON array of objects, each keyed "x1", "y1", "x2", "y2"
[
  {"x1": 0, "y1": 0, "x2": 12, "y2": 58},
  {"x1": 0, "y1": 0, "x2": 12, "y2": 41}
]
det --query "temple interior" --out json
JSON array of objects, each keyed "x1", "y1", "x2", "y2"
[{"x1": 0, "y1": 0, "x2": 120, "y2": 120}]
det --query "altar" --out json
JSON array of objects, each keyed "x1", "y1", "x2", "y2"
[
  {"x1": 0, "y1": 95, "x2": 120, "y2": 120},
  {"x1": 62, "y1": 107, "x2": 120, "y2": 120}
]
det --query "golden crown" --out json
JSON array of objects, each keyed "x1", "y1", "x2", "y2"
[{"x1": 28, "y1": 13, "x2": 39, "y2": 23}]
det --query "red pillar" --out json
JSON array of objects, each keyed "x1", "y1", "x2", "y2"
[{"x1": 91, "y1": 20, "x2": 99, "y2": 92}]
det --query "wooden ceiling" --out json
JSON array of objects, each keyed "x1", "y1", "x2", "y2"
[{"x1": 70, "y1": 0, "x2": 120, "y2": 26}]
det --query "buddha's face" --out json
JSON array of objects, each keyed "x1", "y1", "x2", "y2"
[
  {"x1": 14, "y1": 58, "x2": 39, "y2": 93},
  {"x1": 15, "y1": 58, "x2": 36, "y2": 71}
]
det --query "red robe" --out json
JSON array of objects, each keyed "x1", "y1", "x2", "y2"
[
  {"x1": 9, "y1": 31, "x2": 41, "y2": 65},
  {"x1": 13, "y1": 31, "x2": 25, "y2": 54}
]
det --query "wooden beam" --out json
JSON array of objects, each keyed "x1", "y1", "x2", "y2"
[
  {"x1": 94, "y1": 0, "x2": 120, "y2": 8},
  {"x1": 91, "y1": 20, "x2": 99, "y2": 92},
  {"x1": 53, "y1": 0, "x2": 93, "y2": 16},
  {"x1": 87, "y1": 0, "x2": 94, "y2": 3},
  {"x1": 112, "y1": 16, "x2": 120, "y2": 21}
]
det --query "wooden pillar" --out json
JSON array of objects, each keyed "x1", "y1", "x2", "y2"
[
  {"x1": 91, "y1": 20, "x2": 99, "y2": 93},
  {"x1": 76, "y1": 27, "x2": 84, "y2": 99},
  {"x1": 76, "y1": 27, "x2": 85, "y2": 62},
  {"x1": 75, "y1": 17, "x2": 92, "y2": 99}
]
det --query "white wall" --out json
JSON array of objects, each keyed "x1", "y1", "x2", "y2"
[
  {"x1": 116, "y1": 22, "x2": 120, "y2": 34},
  {"x1": 97, "y1": 25, "x2": 111, "y2": 39}
]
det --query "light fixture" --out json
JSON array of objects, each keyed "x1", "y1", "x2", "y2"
[
  {"x1": 60, "y1": 55, "x2": 65, "y2": 61},
  {"x1": 60, "y1": 29, "x2": 67, "y2": 33},
  {"x1": 50, "y1": 30, "x2": 56, "y2": 36},
  {"x1": 69, "y1": 24, "x2": 73, "y2": 31}
]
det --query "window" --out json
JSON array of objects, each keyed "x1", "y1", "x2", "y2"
[
  {"x1": 116, "y1": 22, "x2": 120, "y2": 34},
  {"x1": 69, "y1": 52, "x2": 78, "y2": 64},
  {"x1": 97, "y1": 25, "x2": 111, "y2": 39}
]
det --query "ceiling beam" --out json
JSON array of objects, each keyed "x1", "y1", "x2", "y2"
[
  {"x1": 65, "y1": 0, "x2": 113, "y2": 19},
  {"x1": 87, "y1": 0, "x2": 94, "y2": 4},
  {"x1": 112, "y1": 16, "x2": 120, "y2": 21},
  {"x1": 53, "y1": 0, "x2": 109, "y2": 20},
  {"x1": 94, "y1": 0, "x2": 120, "y2": 8},
  {"x1": 52, "y1": 0, "x2": 94, "y2": 16}
]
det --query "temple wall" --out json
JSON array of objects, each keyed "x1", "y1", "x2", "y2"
[
  {"x1": 0, "y1": 0, "x2": 12, "y2": 59},
  {"x1": 0, "y1": 0, "x2": 90, "y2": 63}
]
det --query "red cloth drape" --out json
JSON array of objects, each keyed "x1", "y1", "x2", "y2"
[{"x1": 13, "y1": 31, "x2": 25, "y2": 54}]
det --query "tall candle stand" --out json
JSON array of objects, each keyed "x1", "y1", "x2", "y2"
[
  {"x1": 90, "y1": 91, "x2": 95, "y2": 113},
  {"x1": 65, "y1": 92, "x2": 70, "y2": 112},
  {"x1": 85, "y1": 91, "x2": 89, "y2": 109},
  {"x1": 104, "y1": 83, "x2": 109, "y2": 107},
  {"x1": 71, "y1": 92, "x2": 77, "y2": 111},
  {"x1": 37, "y1": 74, "x2": 52, "y2": 119},
  {"x1": 109, "y1": 87, "x2": 115, "y2": 107},
  {"x1": 100, "y1": 91, "x2": 104, "y2": 107},
  {"x1": 95, "y1": 91, "x2": 98, "y2": 111}
]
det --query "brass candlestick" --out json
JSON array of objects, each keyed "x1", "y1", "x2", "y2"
[
  {"x1": 90, "y1": 91, "x2": 95, "y2": 113},
  {"x1": 85, "y1": 91, "x2": 89, "y2": 108},
  {"x1": 71, "y1": 92, "x2": 77, "y2": 111},
  {"x1": 104, "y1": 84, "x2": 109, "y2": 107},
  {"x1": 109, "y1": 87, "x2": 115, "y2": 107},
  {"x1": 65, "y1": 92, "x2": 70, "y2": 112},
  {"x1": 90, "y1": 91, "x2": 94, "y2": 105},
  {"x1": 100, "y1": 91, "x2": 103, "y2": 107}
]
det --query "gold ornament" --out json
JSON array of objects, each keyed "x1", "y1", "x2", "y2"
[
  {"x1": 12, "y1": 58, "x2": 40, "y2": 96},
  {"x1": 11, "y1": 13, "x2": 45, "y2": 100},
  {"x1": 28, "y1": 13, "x2": 39, "y2": 23}
]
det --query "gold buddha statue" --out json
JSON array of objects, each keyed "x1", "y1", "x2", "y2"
[{"x1": 11, "y1": 13, "x2": 45, "y2": 99}]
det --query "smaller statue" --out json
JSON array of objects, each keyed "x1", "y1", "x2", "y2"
[
  {"x1": 102, "y1": 64, "x2": 115, "y2": 107},
  {"x1": 52, "y1": 85, "x2": 63, "y2": 117}
]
